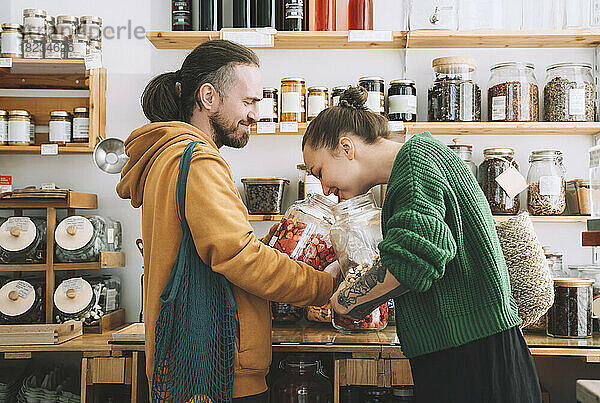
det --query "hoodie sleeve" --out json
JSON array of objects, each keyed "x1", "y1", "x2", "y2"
[{"x1": 184, "y1": 151, "x2": 334, "y2": 307}]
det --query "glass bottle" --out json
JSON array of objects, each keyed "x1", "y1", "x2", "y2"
[
  {"x1": 234, "y1": 0, "x2": 251, "y2": 27},
  {"x1": 448, "y1": 138, "x2": 477, "y2": 178},
  {"x1": 348, "y1": 0, "x2": 373, "y2": 30},
  {"x1": 478, "y1": 148, "x2": 520, "y2": 215},
  {"x1": 172, "y1": 0, "x2": 192, "y2": 31},
  {"x1": 527, "y1": 150, "x2": 566, "y2": 216},
  {"x1": 271, "y1": 356, "x2": 332, "y2": 402},
  {"x1": 283, "y1": 0, "x2": 305, "y2": 31},
  {"x1": 314, "y1": 0, "x2": 337, "y2": 30},
  {"x1": 251, "y1": 0, "x2": 276, "y2": 27},
  {"x1": 199, "y1": 0, "x2": 220, "y2": 30}
]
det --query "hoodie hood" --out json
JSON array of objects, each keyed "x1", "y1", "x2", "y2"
[{"x1": 116, "y1": 121, "x2": 217, "y2": 208}]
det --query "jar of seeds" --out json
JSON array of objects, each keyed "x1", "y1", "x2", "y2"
[
  {"x1": 479, "y1": 148, "x2": 520, "y2": 215},
  {"x1": 45, "y1": 34, "x2": 66, "y2": 59},
  {"x1": 544, "y1": 63, "x2": 596, "y2": 122},
  {"x1": 488, "y1": 62, "x2": 539, "y2": 122},
  {"x1": 428, "y1": 57, "x2": 481, "y2": 122},
  {"x1": 527, "y1": 150, "x2": 566, "y2": 216}
]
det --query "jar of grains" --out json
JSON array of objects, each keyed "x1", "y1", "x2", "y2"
[
  {"x1": 307, "y1": 86, "x2": 329, "y2": 121},
  {"x1": 23, "y1": 33, "x2": 45, "y2": 59},
  {"x1": 544, "y1": 63, "x2": 596, "y2": 122},
  {"x1": 72, "y1": 107, "x2": 89, "y2": 143},
  {"x1": 79, "y1": 16, "x2": 103, "y2": 42},
  {"x1": 1, "y1": 24, "x2": 23, "y2": 58},
  {"x1": 68, "y1": 34, "x2": 88, "y2": 59},
  {"x1": 478, "y1": 148, "x2": 520, "y2": 215},
  {"x1": 49, "y1": 111, "x2": 72, "y2": 145},
  {"x1": 488, "y1": 62, "x2": 539, "y2": 122},
  {"x1": 56, "y1": 16, "x2": 79, "y2": 37},
  {"x1": 45, "y1": 34, "x2": 66, "y2": 59},
  {"x1": 23, "y1": 9, "x2": 47, "y2": 34},
  {"x1": 258, "y1": 88, "x2": 278, "y2": 122},
  {"x1": 358, "y1": 76, "x2": 385, "y2": 115},
  {"x1": 280, "y1": 77, "x2": 306, "y2": 123},
  {"x1": 428, "y1": 57, "x2": 481, "y2": 122},
  {"x1": 8, "y1": 110, "x2": 31, "y2": 146},
  {"x1": 388, "y1": 79, "x2": 417, "y2": 122},
  {"x1": 46, "y1": 16, "x2": 56, "y2": 35},
  {"x1": 527, "y1": 150, "x2": 566, "y2": 216},
  {"x1": 0, "y1": 110, "x2": 7, "y2": 145},
  {"x1": 331, "y1": 86, "x2": 349, "y2": 107}
]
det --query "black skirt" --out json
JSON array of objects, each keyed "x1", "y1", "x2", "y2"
[{"x1": 409, "y1": 326, "x2": 541, "y2": 403}]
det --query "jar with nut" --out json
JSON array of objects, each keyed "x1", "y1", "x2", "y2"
[
  {"x1": 527, "y1": 150, "x2": 566, "y2": 216},
  {"x1": 478, "y1": 148, "x2": 521, "y2": 215},
  {"x1": 488, "y1": 62, "x2": 539, "y2": 122},
  {"x1": 544, "y1": 63, "x2": 596, "y2": 122}
]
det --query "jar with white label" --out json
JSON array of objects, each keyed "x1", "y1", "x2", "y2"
[
  {"x1": 281, "y1": 77, "x2": 306, "y2": 123},
  {"x1": 46, "y1": 16, "x2": 56, "y2": 35},
  {"x1": 0, "y1": 216, "x2": 47, "y2": 264},
  {"x1": 56, "y1": 16, "x2": 79, "y2": 37},
  {"x1": 8, "y1": 110, "x2": 31, "y2": 146},
  {"x1": 67, "y1": 34, "x2": 88, "y2": 59},
  {"x1": 358, "y1": 76, "x2": 385, "y2": 116},
  {"x1": 0, "y1": 110, "x2": 7, "y2": 145},
  {"x1": 88, "y1": 39, "x2": 102, "y2": 56},
  {"x1": 307, "y1": 86, "x2": 329, "y2": 121},
  {"x1": 55, "y1": 215, "x2": 112, "y2": 263},
  {"x1": 388, "y1": 79, "x2": 417, "y2": 122},
  {"x1": 49, "y1": 111, "x2": 72, "y2": 145},
  {"x1": 259, "y1": 88, "x2": 278, "y2": 122},
  {"x1": 527, "y1": 150, "x2": 566, "y2": 216},
  {"x1": 331, "y1": 86, "x2": 349, "y2": 107},
  {"x1": 479, "y1": 148, "x2": 520, "y2": 215},
  {"x1": 488, "y1": 62, "x2": 539, "y2": 122},
  {"x1": 45, "y1": 34, "x2": 66, "y2": 59},
  {"x1": 23, "y1": 9, "x2": 47, "y2": 34},
  {"x1": 544, "y1": 63, "x2": 595, "y2": 122},
  {"x1": 23, "y1": 33, "x2": 45, "y2": 59},
  {"x1": 1, "y1": 24, "x2": 23, "y2": 58},
  {"x1": 0, "y1": 279, "x2": 44, "y2": 324},
  {"x1": 72, "y1": 107, "x2": 89, "y2": 143},
  {"x1": 79, "y1": 16, "x2": 103, "y2": 41}
]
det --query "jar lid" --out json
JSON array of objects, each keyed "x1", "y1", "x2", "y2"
[
  {"x1": 70, "y1": 34, "x2": 89, "y2": 41},
  {"x1": 0, "y1": 217, "x2": 37, "y2": 252},
  {"x1": 568, "y1": 179, "x2": 590, "y2": 186},
  {"x1": 0, "y1": 110, "x2": 7, "y2": 116},
  {"x1": 281, "y1": 77, "x2": 305, "y2": 83},
  {"x1": 55, "y1": 216, "x2": 95, "y2": 251},
  {"x1": 553, "y1": 278, "x2": 594, "y2": 287},
  {"x1": 46, "y1": 16, "x2": 56, "y2": 23},
  {"x1": 9, "y1": 110, "x2": 30, "y2": 117},
  {"x1": 80, "y1": 16, "x2": 103, "y2": 25},
  {"x1": 547, "y1": 62, "x2": 593, "y2": 71},
  {"x1": 448, "y1": 138, "x2": 472, "y2": 150},
  {"x1": 57, "y1": 16, "x2": 79, "y2": 24},
  {"x1": 74, "y1": 107, "x2": 88, "y2": 113},
  {"x1": 432, "y1": 56, "x2": 476, "y2": 70},
  {"x1": 0, "y1": 280, "x2": 36, "y2": 317},
  {"x1": 54, "y1": 278, "x2": 94, "y2": 314},
  {"x1": 263, "y1": 87, "x2": 278, "y2": 92},
  {"x1": 392, "y1": 387, "x2": 415, "y2": 397},
  {"x1": 529, "y1": 149, "x2": 562, "y2": 161},
  {"x1": 49, "y1": 34, "x2": 66, "y2": 41},
  {"x1": 332, "y1": 85, "x2": 350, "y2": 91},
  {"x1": 483, "y1": 147, "x2": 514, "y2": 156},
  {"x1": 24, "y1": 32, "x2": 45, "y2": 38},
  {"x1": 241, "y1": 178, "x2": 290, "y2": 185},
  {"x1": 2, "y1": 23, "x2": 22, "y2": 30},
  {"x1": 332, "y1": 192, "x2": 378, "y2": 219},
  {"x1": 23, "y1": 9, "x2": 47, "y2": 17},
  {"x1": 490, "y1": 61, "x2": 535, "y2": 71},
  {"x1": 390, "y1": 79, "x2": 416, "y2": 85},
  {"x1": 308, "y1": 86, "x2": 328, "y2": 92},
  {"x1": 50, "y1": 111, "x2": 70, "y2": 118},
  {"x1": 359, "y1": 76, "x2": 384, "y2": 82}
]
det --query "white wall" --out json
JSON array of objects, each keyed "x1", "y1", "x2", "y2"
[{"x1": 0, "y1": 1, "x2": 596, "y2": 325}]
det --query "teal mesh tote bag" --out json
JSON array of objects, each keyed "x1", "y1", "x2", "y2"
[{"x1": 152, "y1": 141, "x2": 237, "y2": 403}]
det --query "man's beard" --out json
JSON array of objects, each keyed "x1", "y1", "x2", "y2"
[{"x1": 210, "y1": 109, "x2": 250, "y2": 149}]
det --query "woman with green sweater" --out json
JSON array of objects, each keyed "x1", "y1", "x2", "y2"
[{"x1": 302, "y1": 87, "x2": 541, "y2": 402}]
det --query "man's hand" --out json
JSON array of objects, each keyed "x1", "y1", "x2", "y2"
[{"x1": 260, "y1": 223, "x2": 279, "y2": 245}]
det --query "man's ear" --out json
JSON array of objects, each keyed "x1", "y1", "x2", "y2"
[
  {"x1": 196, "y1": 83, "x2": 218, "y2": 111},
  {"x1": 339, "y1": 136, "x2": 356, "y2": 160}
]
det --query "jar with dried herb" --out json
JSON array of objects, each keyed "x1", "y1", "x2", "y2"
[
  {"x1": 527, "y1": 150, "x2": 566, "y2": 216},
  {"x1": 478, "y1": 148, "x2": 520, "y2": 215},
  {"x1": 488, "y1": 62, "x2": 539, "y2": 122},
  {"x1": 428, "y1": 57, "x2": 481, "y2": 122},
  {"x1": 544, "y1": 63, "x2": 596, "y2": 122},
  {"x1": 547, "y1": 278, "x2": 593, "y2": 338}
]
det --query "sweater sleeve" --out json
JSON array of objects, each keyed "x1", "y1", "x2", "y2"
[
  {"x1": 184, "y1": 151, "x2": 333, "y2": 307},
  {"x1": 378, "y1": 143, "x2": 457, "y2": 293}
]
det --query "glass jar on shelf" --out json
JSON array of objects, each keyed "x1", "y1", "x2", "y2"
[
  {"x1": 488, "y1": 62, "x2": 539, "y2": 122},
  {"x1": 547, "y1": 278, "x2": 593, "y2": 338},
  {"x1": 448, "y1": 138, "x2": 477, "y2": 178},
  {"x1": 478, "y1": 148, "x2": 521, "y2": 215},
  {"x1": 331, "y1": 85, "x2": 349, "y2": 107},
  {"x1": 388, "y1": 79, "x2": 417, "y2": 123},
  {"x1": 281, "y1": 77, "x2": 306, "y2": 123},
  {"x1": 0, "y1": 278, "x2": 44, "y2": 324},
  {"x1": 428, "y1": 57, "x2": 481, "y2": 122},
  {"x1": 54, "y1": 215, "x2": 116, "y2": 263},
  {"x1": 0, "y1": 217, "x2": 46, "y2": 264},
  {"x1": 544, "y1": 63, "x2": 596, "y2": 122},
  {"x1": 527, "y1": 150, "x2": 566, "y2": 216},
  {"x1": 270, "y1": 355, "x2": 332, "y2": 402},
  {"x1": 358, "y1": 76, "x2": 385, "y2": 116},
  {"x1": 348, "y1": 0, "x2": 373, "y2": 30},
  {"x1": 542, "y1": 246, "x2": 567, "y2": 278}
]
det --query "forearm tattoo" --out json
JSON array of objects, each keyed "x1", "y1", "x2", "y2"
[{"x1": 337, "y1": 260, "x2": 387, "y2": 309}]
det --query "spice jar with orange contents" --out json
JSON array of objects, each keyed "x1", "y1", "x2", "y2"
[{"x1": 281, "y1": 77, "x2": 306, "y2": 123}]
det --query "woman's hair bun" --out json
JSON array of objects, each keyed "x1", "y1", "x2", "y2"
[{"x1": 339, "y1": 86, "x2": 368, "y2": 110}]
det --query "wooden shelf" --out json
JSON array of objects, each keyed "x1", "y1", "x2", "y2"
[
  {"x1": 147, "y1": 29, "x2": 600, "y2": 50},
  {"x1": 494, "y1": 215, "x2": 588, "y2": 223},
  {"x1": 0, "y1": 191, "x2": 97, "y2": 209},
  {"x1": 0, "y1": 263, "x2": 47, "y2": 272},
  {"x1": 248, "y1": 214, "x2": 283, "y2": 221},
  {"x1": 0, "y1": 252, "x2": 126, "y2": 272},
  {"x1": 0, "y1": 59, "x2": 86, "y2": 75},
  {"x1": 0, "y1": 144, "x2": 94, "y2": 154}
]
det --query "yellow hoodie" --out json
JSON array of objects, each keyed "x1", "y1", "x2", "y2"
[{"x1": 116, "y1": 122, "x2": 334, "y2": 398}]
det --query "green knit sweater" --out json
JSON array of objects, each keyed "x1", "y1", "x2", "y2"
[{"x1": 379, "y1": 132, "x2": 521, "y2": 359}]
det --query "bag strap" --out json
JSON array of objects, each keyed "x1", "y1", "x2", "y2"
[{"x1": 177, "y1": 141, "x2": 205, "y2": 229}]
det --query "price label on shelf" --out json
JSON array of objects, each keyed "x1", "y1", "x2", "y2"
[
  {"x1": 41, "y1": 144, "x2": 59, "y2": 155},
  {"x1": 41, "y1": 183, "x2": 56, "y2": 190},
  {"x1": 256, "y1": 122, "x2": 276, "y2": 134},
  {"x1": 84, "y1": 53, "x2": 103, "y2": 70},
  {"x1": 279, "y1": 122, "x2": 298, "y2": 133},
  {"x1": 348, "y1": 30, "x2": 393, "y2": 42},
  {"x1": 221, "y1": 28, "x2": 275, "y2": 48},
  {"x1": 0, "y1": 58, "x2": 13, "y2": 68},
  {"x1": 388, "y1": 121, "x2": 405, "y2": 133}
]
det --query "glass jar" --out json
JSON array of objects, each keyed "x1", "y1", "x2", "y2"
[
  {"x1": 314, "y1": 0, "x2": 337, "y2": 30},
  {"x1": 428, "y1": 57, "x2": 481, "y2": 122},
  {"x1": 307, "y1": 86, "x2": 329, "y2": 121},
  {"x1": 79, "y1": 16, "x2": 103, "y2": 42},
  {"x1": 306, "y1": 304, "x2": 333, "y2": 323},
  {"x1": 270, "y1": 356, "x2": 332, "y2": 402},
  {"x1": 388, "y1": 79, "x2": 417, "y2": 122},
  {"x1": 488, "y1": 62, "x2": 539, "y2": 122},
  {"x1": 29, "y1": 115, "x2": 36, "y2": 145},
  {"x1": 544, "y1": 63, "x2": 596, "y2": 122},
  {"x1": 0, "y1": 110, "x2": 7, "y2": 145},
  {"x1": 49, "y1": 111, "x2": 72, "y2": 145},
  {"x1": 8, "y1": 110, "x2": 31, "y2": 146},
  {"x1": 362, "y1": 388, "x2": 392, "y2": 402},
  {"x1": 88, "y1": 39, "x2": 102, "y2": 56},
  {"x1": 479, "y1": 148, "x2": 520, "y2": 215},
  {"x1": 547, "y1": 278, "x2": 593, "y2": 338},
  {"x1": 330, "y1": 193, "x2": 389, "y2": 332},
  {"x1": 45, "y1": 34, "x2": 66, "y2": 59},
  {"x1": 269, "y1": 194, "x2": 337, "y2": 322},
  {"x1": 573, "y1": 265, "x2": 600, "y2": 319},
  {"x1": 527, "y1": 150, "x2": 566, "y2": 216},
  {"x1": 542, "y1": 247, "x2": 567, "y2": 278},
  {"x1": 448, "y1": 138, "x2": 477, "y2": 178},
  {"x1": 0, "y1": 217, "x2": 46, "y2": 264},
  {"x1": 281, "y1": 77, "x2": 306, "y2": 123},
  {"x1": 46, "y1": 16, "x2": 56, "y2": 35},
  {"x1": 54, "y1": 215, "x2": 112, "y2": 263},
  {"x1": 392, "y1": 386, "x2": 416, "y2": 402},
  {"x1": 1, "y1": 24, "x2": 23, "y2": 58},
  {"x1": 409, "y1": 0, "x2": 458, "y2": 30},
  {"x1": 23, "y1": 9, "x2": 47, "y2": 34},
  {"x1": 56, "y1": 16, "x2": 79, "y2": 37},
  {"x1": 68, "y1": 34, "x2": 88, "y2": 59},
  {"x1": 331, "y1": 85, "x2": 349, "y2": 106},
  {"x1": 358, "y1": 76, "x2": 385, "y2": 115},
  {"x1": 23, "y1": 33, "x2": 45, "y2": 59},
  {"x1": 258, "y1": 87, "x2": 278, "y2": 122},
  {"x1": 0, "y1": 279, "x2": 44, "y2": 324},
  {"x1": 283, "y1": 0, "x2": 305, "y2": 31},
  {"x1": 72, "y1": 107, "x2": 90, "y2": 143},
  {"x1": 348, "y1": 0, "x2": 374, "y2": 30},
  {"x1": 566, "y1": 179, "x2": 591, "y2": 215}
]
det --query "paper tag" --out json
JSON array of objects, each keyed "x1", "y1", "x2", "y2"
[
  {"x1": 41, "y1": 144, "x2": 58, "y2": 155},
  {"x1": 495, "y1": 166, "x2": 528, "y2": 199},
  {"x1": 64, "y1": 216, "x2": 86, "y2": 230},
  {"x1": 348, "y1": 30, "x2": 393, "y2": 42},
  {"x1": 14, "y1": 280, "x2": 33, "y2": 299},
  {"x1": 539, "y1": 176, "x2": 562, "y2": 196},
  {"x1": 107, "y1": 228, "x2": 115, "y2": 244},
  {"x1": 106, "y1": 288, "x2": 118, "y2": 311},
  {"x1": 492, "y1": 96, "x2": 506, "y2": 121},
  {"x1": 388, "y1": 95, "x2": 417, "y2": 114},
  {"x1": 41, "y1": 183, "x2": 56, "y2": 190},
  {"x1": 6, "y1": 217, "x2": 30, "y2": 232},
  {"x1": 0, "y1": 175, "x2": 12, "y2": 193},
  {"x1": 569, "y1": 88, "x2": 586, "y2": 116},
  {"x1": 84, "y1": 52, "x2": 103, "y2": 70},
  {"x1": 257, "y1": 122, "x2": 276, "y2": 134},
  {"x1": 388, "y1": 121, "x2": 405, "y2": 132},
  {"x1": 280, "y1": 122, "x2": 299, "y2": 133},
  {"x1": 220, "y1": 29, "x2": 275, "y2": 47},
  {"x1": 460, "y1": 82, "x2": 473, "y2": 121},
  {"x1": 63, "y1": 278, "x2": 83, "y2": 295},
  {"x1": 365, "y1": 92, "x2": 382, "y2": 113},
  {"x1": 258, "y1": 97, "x2": 274, "y2": 119},
  {"x1": 0, "y1": 58, "x2": 13, "y2": 68},
  {"x1": 281, "y1": 92, "x2": 301, "y2": 113}
]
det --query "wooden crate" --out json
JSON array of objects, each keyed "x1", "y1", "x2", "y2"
[
  {"x1": 84, "y1": 309, "x2": 126, "y2": 334},
  {"x1": 0, "y1": 320, "x2": 82, "y2": 345}
]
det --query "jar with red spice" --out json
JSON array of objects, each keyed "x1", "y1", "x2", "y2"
[{"x1": 269, "y1": 193, "x2": 337, "y2": 322}]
